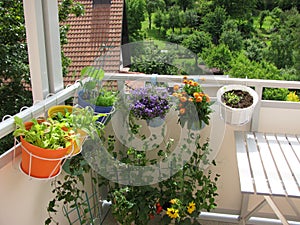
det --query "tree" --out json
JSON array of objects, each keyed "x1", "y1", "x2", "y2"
[
  {"x1": 201, "y1": 6, "x2": 228, "y2": 44},
  {"x1": 219, "y1": 20, "x2": 244, "y2": 52},
  {"x1": 167, "y1": 6, "x2": 182, "y2": 33},
  {"x1": 184, "y1": 9, "x2": 200, "y2": 30},
  {"x1": 182, "y1": 31, "x2": 212, "y2": 65},
  {"x1": 202, "y1": 44, "x2": 233, "y2": 74},
  {"x1": 212, "y1": 0, "x2": 257, "y2": 20},
  {"x1": 126, "y1": 0, "x2": 146, "y2": 38},
  {"x1": 175, "y1": 0, "x2": 195, "y2": 11},
  {"x1": 145, "y1": 0, "x2": 165, "y2": 29}
]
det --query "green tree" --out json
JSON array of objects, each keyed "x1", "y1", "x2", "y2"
[
  {"x1": 154, "y1": 9, "x2": 164, "y2": 33},
  {"x1": 126, "y1": 0, "x2": 146, "y2": 38},
  {"x1": 175, "y1": 0, "x2": 195, "y2": 11},
  {"x1": 182, "y1": 31, "x2": 212, "y2": 65},
  {"x1": 201, "y1": 6, "x2": 228, "y2": 44},
  {"x1": 244, "y1": 38, "x2": 266, "y2": 62},
  {"x1": 0, "y1": 0, "x2": 32, "y2": 154},
  {"x1": 212, "y1": 0, "x2": 257, "y2": 20},
  {"x1": 145, "y1": 0, "x2": 165, "y2": 29},
  {"x1": 219, "y1": 20, "x2": 244, "y2": 52},
  {"x1": 168, "y1": 6, "x2": 182, "y2": 33},
  {"x1": 202, "y1": 44, "x2": 232, "y2": 73},
  {"x1": 184, "y1": 9, "x2": 199, "y2": 31}
]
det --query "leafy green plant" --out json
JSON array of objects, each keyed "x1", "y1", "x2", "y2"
[
  {"x1": 13, "y1": 116, "x2": 76, "y2": 150},
  {"x1": 223, "y1": 91, "x2": 241, "y2": 105},
  {"x1": 99, "y1": 120, "x2": 219, "y2": 225},
  {"x1": 45, "y1": 153, "x2": 92, "y2": 225},
  {"x1": 79, "y1": 66, "x2": 118, "y2": 107},
  {"x1": 95, "y1": 88, "x2": 118, "y2": 107},
  {"x1": 262, "y1": 88, "x2": 289, "y2": 101}
]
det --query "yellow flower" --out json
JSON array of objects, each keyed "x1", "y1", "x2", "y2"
[
  {"x1": 187, "y1": 202, "x2": 196, "y2": 214},
  {"x1": 169, "y1": 199, "x2": 178, "y2": 204},
  {"x1": 167, "y1": 208, "x2": 179, "y2": 219}
]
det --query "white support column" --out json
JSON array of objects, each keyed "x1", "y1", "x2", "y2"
[
  {"x1": 23, "y1": 0, "x2": 50, "y2": 101},
  {"x1": 42, "y1": 0, "x2": 63, "y2": 94}
]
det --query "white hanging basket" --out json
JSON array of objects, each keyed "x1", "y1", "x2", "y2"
[{"x1": 217, "y1": 85, "x2": 258, "y2": 126}]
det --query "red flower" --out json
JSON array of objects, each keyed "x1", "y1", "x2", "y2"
[{"x1": 156, "y1": 203, "x2": 163, "y2": 214}]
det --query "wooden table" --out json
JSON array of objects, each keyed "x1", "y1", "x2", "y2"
[{"x1": 235, "y1": 131, "x2": 300, "y2": 225}]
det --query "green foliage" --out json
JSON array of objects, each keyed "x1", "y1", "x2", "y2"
[
  {"x1": 228, "y1": 53, "x2": 282, "y2": 80},
  {"x1": 201, "y1": 6, "x2": 228, "y2": 44},
  {"x1": 102, "y1": 123, "x2": 219, "y2": 225},
  {"x1": 182, "y1": 31, "x2": 212, "y2": 56},
  {"x1": 126, "y1": 0, "x2": 146, "y2": 39},
  {"x1": 219, "y1": 20, "x2": 244, "y2": 52},
  {"x1": 58, "y1": 0, "x2": 85, "y2": 77},
  {"x1": 262, "y1": 88, "x2": 289, "y2": 100},
  {"x1": 45, "y1": 155, "x2": 91, "y2": 225},
  {"x1": 129, "y1": 43, "x2": 179, "y2": 75},
  {"x1": 13, "y1": 117, "x2": 75, "y2": 149},
  {"x1": 145, "y1": 0, "x2": 165, "y2": 29},
  {"x1": 212, "y1": 0, "x2": 257, "y2": 20},
  {"x1": 95, "y1": 89, "x2": 118, "y2": 107},
  {"x1": 202, "y1": 44, "x2": 233, "y2": 73}
]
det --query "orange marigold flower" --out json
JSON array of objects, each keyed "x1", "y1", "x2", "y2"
[
  {"x1": 196, "y1": 96, "x2": 202, "y2": 102},
  {"x1": 193, "y1": 82, "x2": 199, "y2": 86},
  {"x1": 193, "y1": 92, "x2": 200, "y2": 98},
  {"x1": 183, "y1": 79, "x2": 188, "y2": 84},
  {"x1": 177, "y1": 93, "x2": 182, "y2": 98},
  {"x1": 188, "y1": 80, "x2": 194, "y2": 85},
  {"x1": 172, "y1": 93, "x2": 178, "y2": 97},
  {"x1": 173, "y1": 84, "x2": 180, "y2": 91},
  {"x1": 188, "y1": 97, "x2": 193, "y2": 102},
  {"x1": 180, "y1": 96, "x2": 187, "y2": 102},
  {"x1": 179, "y1": 108, "x2": 186, "y2": 115},
  {"x1": 183, "y1": 76, "x2": 188, "y2": 80},
  {"x1": 205, "y1": 94, "x2": 210, "y2": 102}
]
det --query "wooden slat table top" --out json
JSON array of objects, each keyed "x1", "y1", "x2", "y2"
[{"x1": 235, "y1": 131, "x2": 300, "y2": 198}]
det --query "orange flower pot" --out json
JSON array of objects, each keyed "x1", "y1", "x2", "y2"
[{"x1": 20, "y1": 121, "x2": 70, "y2": 179}]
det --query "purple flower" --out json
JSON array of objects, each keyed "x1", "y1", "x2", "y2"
[{"x1": 129, "y1": 86, "x2": 171, "y2": 120}]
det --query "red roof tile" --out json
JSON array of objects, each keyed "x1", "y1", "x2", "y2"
[{"x1": 62, "y1": 0, "x2": 124, "y2": 86}]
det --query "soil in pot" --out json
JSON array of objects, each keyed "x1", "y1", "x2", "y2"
[{"x1": 222, "y1": 89, "x2": 253, "y2": 108}]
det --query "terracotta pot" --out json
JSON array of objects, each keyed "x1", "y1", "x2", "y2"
[{"x1": 20, "y1": 121, "x2": 70, "y2": 179}]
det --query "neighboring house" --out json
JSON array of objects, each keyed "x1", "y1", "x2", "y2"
[{"x1": 62, "y1": 0, "x2": 127, "y2": 86}]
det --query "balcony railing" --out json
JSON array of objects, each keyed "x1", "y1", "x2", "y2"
[{"x1": 0, "y1": 73, "x2": 300, "y2": 225}]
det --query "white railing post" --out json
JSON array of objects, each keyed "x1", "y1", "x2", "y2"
[
  {"x1": 23, "y1": 0, "x2": 50, "y2": 101},
  {"x1": 42, "y1": 0, "x2": 64, "y2": 94}
]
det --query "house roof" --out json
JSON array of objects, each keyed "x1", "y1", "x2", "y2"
[{"x1": 62, "y1": 0, "x2": 124, "y2": 85}]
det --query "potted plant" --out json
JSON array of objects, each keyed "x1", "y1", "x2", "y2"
[
  {"x1": 48, "y1": 105, "x2": 104, "y2": 156},
  {"x1": 172, "y1": 77, "x2": 213, "y2": 130},
  {"x1": 77, "y1": 66, "x2": 118, "y2": 124},
  {"x1": 128, "y1": 85, "x2": 171, "y2": 127},
  {"x1": 13, "y1": 116, "x2": 77, "y2": 179},
  {"x1": 217, "y1": 84, "x2": 259, "y2": 125}
]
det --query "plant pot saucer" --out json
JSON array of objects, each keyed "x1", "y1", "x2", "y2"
[{"x1": 19, "y1": 162, "x2": 61, "y2": 180}]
